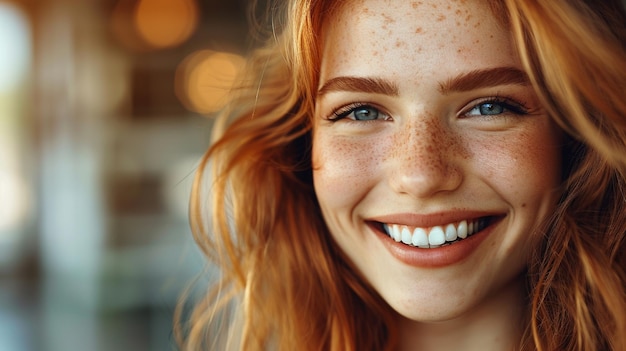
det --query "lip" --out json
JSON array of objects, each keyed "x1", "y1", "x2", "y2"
[{"x1": 367, "y1": 212, "x2": 505, "y2": 268}]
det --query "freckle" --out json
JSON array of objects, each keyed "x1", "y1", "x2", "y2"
[
  {"x1": 411, "y1": 1, "x2": 418, "y2": 9},
  {"x1": 437, "y1": 14, "x2": 446, "y2": 21},
  {"x1": 382, "y1": 13, "x2": 395, "y2": 24},
  {"x1": 415, "y1": 27, "x2": 423, "y2": 33},
  {"x1": 522, "y1": 203, "x2": 527, "y2": 208},
  {"x1": 392, "y1": 115, "x2": 470, "y2": 177},
  {"x1": 431, "y1": 3, "x2": 437, "y2": 9},
  {"x1": 455, "y1": 9, "x2": 462, "y2": 15},
  {"x1": 474, "y1": 22, "x2": 481, "y2": 28},
  {"x1": 447, "y1": 5, "x2": 451, "y2": 10},
  {"x1": 456, "y1": 21, "x2": 461, "y2": 26},
  {"x1": 373, "y1": 51, "x2": 379, "y2": 56},
  {"x1": 465, "y1": 14, "x2": 472, "y2": 21}
]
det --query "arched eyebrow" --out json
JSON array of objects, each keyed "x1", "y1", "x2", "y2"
[
  {"x1": 316, "y1": 67, "x2": 531, "y2": 98},
  {"x1": 317, "y1": 76, "x2": 399, "y2": 98},
  {"x1": 438, "y1": 67, "x2": 530, "y2": 93}
]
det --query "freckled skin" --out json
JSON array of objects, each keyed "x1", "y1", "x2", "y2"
[
  {"x1": 381, "y1": 115, "x2": 469, "y2": 191},
  {"x1": 313, "y1": 0, "x2": 562, "y2": 349}
]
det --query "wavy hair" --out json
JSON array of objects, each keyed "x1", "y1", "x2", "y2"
[
  {"x1": 176, "y1": 0, "x2": 626, "y2": 350},
  {"x1": 505, "y1": 0, "x2": 626, "y2": 350}
]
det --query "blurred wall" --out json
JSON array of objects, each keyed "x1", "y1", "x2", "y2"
[{"x1": 0, "y1": 0, "x2": 250, "y2": 350}]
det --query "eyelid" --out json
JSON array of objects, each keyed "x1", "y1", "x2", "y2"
[{"x1": 460, "y1": 96, "x2": 529, "y2": 117}]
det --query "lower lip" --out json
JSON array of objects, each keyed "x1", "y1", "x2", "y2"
[{"x1": 371, "y1": 219, "x2": 499, "y2": 268}]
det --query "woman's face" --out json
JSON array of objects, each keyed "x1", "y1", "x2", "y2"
[{"x1": 312, "y1": 0, "x2": 562, "y2": 322}]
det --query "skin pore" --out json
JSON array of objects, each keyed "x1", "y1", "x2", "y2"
[{"x1": 312, "y1": 0, "x2": 563, "y2": 350}]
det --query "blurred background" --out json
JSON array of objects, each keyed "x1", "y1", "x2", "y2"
[{"x1": 0, "y1": 0, "x2": 252, "y2": 350}]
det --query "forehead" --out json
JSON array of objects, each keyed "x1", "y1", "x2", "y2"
[
  {"x1": 326, "y1": 0, "x2": 506, "y2": 31},
  {"x1": 319, "y1": 0, "x2": 517, "y2": 83}
]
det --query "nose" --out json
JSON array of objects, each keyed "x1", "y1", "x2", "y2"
[{"x1": 388, "y1": 117, "x2": 463, "y2": 198}]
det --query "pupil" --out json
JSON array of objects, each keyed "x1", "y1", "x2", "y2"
[{"x1": 480, "y1": 103, "x2": 503, "y2": 115}]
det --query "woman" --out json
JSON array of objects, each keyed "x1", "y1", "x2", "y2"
[{"x1": 178, "y1": 0, "x2": 626, "y2": 350}]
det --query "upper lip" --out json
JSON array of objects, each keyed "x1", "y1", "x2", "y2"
[{"x1": 367, "y1": 211, "x2": 504, "y2": 228}]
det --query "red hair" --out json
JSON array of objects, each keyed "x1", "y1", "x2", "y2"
[
  {"x1": 176, "y1": 1, "x2": 626, "y2": 350},
  {"x1": 505, "y1": 1, "x2": 626, "y2": 350}
]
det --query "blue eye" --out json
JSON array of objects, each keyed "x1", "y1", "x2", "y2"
[
  {"x1": 353, "y1": 106, "x2": 380, "y2": 120},
  {"x1": 331, "y1": 103, "x2": 389, "y2": 121},
  {"x1": 476, "y1": 102, "x2": 503, "y2": 115},
  {"x1": 466, "y1": 99, "x2": 527, "y2": 117}
]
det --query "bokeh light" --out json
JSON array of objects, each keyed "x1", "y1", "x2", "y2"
[
  {"x1": 175, "y1": 50, "x2": 246, "y2": 115},
  {"x1": 134, "y1": 0, "x2": 199, "y2": 50}
]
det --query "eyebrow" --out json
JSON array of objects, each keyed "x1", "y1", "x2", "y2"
[
  {"x1": 438, "y1": 67, "x2": 530, "y2": 93},
  {"x1": 317, "y1": 76, "x2": 399, "y2": 98},
  {"x1": 316, "y1": 67, "x2": 531, "y2": 99}
]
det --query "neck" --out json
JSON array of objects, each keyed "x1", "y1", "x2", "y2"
[{"x1": 396, "y1": 277, "x2": 527, "y2": 351}]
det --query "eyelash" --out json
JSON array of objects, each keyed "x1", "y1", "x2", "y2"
[
  {"x1": 327, "y1": 96, "x2": 530, "y2": 122},
  {"x1": 461, "y1": 96, "x2": 529, "y2": 117},
  {"x1": 328, "y1": 102, "x2": 389, "y2": 122}
]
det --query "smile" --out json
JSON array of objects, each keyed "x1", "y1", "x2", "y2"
[{"x1": 380, "y1": 218, "x2": 491, "y2": 248}]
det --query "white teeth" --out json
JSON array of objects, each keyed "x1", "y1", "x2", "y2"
[
  {"x1": 457, "y1": 220, "x2": 468, "y2": 239},
  {"x1": 401, "y1": 227, "x2": 412, "y2": 244},
  {"x1": 445, "y1": 223, "x2": 457, "y2": 241},
  {"x1": 392, "y1": 225, "x2": 401, "y2": 242},
  {"x1": 428, "y1": 226, "x2": 446, "y2": 246},
  {"x1": 382, "y1": 217, "x2": 490, "y2": 248},
  {"x1": 412, "y1": 227, "x2": 429, "y2": 248}
]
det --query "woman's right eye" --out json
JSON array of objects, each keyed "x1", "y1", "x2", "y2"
[{"x1": 331, "y1": 104, "x2": 390, "y2": 121}]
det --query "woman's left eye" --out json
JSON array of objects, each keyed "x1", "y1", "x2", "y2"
[{"x1": 465, "y1": 99, "x2": 527, "y2": 117}]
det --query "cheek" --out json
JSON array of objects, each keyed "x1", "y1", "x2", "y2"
[
  {"x1": 312, "y1": 132, "x2": 381, "y2": 208},
  {"x1": 468, "y1": 123, "x2": 562, "y2": 202}
]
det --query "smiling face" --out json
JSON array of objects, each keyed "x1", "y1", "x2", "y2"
[{"x1": 312, "y1": 0, "x2": 562, "y2": 326}]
